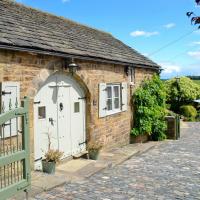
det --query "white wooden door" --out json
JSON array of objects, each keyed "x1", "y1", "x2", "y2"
[
  {"x1": 56, "y1": 76, "x2": 71, "y2": 158},
  {"x1": 70, "y1": 84, "x2": 86, "y2": 155},
  {"x1": 34, "y1": 76, "x2": 59, "y2": 170},
  {"x1": 34, "y1": 74, "x2": 86, "y2": 170}
]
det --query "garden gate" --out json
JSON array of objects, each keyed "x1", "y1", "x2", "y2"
[{"x1": 0, "y1": 97, "x2": 30, "y2": 200}]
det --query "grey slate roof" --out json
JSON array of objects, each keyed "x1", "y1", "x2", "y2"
[{"x1": 0, "y1": 0, "x2": 160, "y2": 69}]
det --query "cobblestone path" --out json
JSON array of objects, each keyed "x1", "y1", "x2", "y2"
[{"x1": 35, "y1": 123, "x2": 200, "y2": 200}]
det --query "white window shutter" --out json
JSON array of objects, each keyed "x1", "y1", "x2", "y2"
[
  {"x1": 99, "y1": 83, "x2": 107, "y2": 118},
  {"x1": 121, "y1": 82, "x2": 128, "y2": 111},
  {"x1": 1, "y1": 82, "x2": 20, "y2": 137}
]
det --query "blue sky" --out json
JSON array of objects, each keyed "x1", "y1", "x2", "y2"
[{"x1": 16, "y1": 0, "x2": 200, "y2": 79}]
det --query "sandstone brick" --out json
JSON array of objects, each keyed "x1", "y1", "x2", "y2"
[{"x1": 0, "y1": 49, "x2": 156, "y2": 166}]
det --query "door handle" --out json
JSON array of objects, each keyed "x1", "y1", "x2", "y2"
[{"x1": 59, "y1": 102, "x2": 64, "y2": 111}]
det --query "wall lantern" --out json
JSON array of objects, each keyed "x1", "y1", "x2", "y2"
[
  {"x1": 65, "y1": 58, "x2": 79, "y2": 74},
  {"x1": 124, "y1": 66, "x2": 130, "y2": 76}
]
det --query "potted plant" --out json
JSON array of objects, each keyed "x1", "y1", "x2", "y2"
[
  {"x1": 42, "y1": 149, "x2": 63, "y2": 174},
  {"x1": 88, "y1": 142, "x2": 102, "y2": 160},
  {"x1": 42, "y1": 131, "x2": 63, "y2": 174}
]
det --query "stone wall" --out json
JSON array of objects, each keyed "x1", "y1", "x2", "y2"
[{"x1": 0, "y1": 49, "x2": 157, "y2": 166}]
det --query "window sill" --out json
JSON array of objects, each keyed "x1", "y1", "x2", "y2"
[
  {"x1": 105, "y1": 109, "x2": 124, "y2": 117},
  {"x1": 99, "y1": 109, "x2": 127, "y2": 119}
]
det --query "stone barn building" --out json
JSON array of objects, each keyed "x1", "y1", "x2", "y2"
[{"x1": 0, "y1": 0, "x2": 160, "y2": 169}]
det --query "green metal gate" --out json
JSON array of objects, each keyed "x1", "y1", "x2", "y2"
[{"x1": 0, "y1": 97, "x2": 30, "y2": 200}]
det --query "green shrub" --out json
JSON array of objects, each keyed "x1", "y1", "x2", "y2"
[
  {"x1": 196, "y1": 111, "x2": 200, "y2": 121},
  {"x1": 131, "y1": 75, "x2": 167, "y2": 141},
  {"x1": 165, "y1": 77, "x2": 200, "y2": 112},
  {"x1": 180, "y1": 105, "x2": 197, "y2": 121},
  {"x1": 165, "y1": 77, "x2": 200, "y2": 103}
]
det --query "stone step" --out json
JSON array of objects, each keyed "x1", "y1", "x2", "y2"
[{"x1": 73, "y1": 150, "x2": 89, "y2": 159}]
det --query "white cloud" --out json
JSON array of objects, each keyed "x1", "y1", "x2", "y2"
[
  {"x1": 163, "y1": 23, "x2": 176, "y2": 29},
  {"x1": 190, "y1": 41, "x2": 200, "y2": 46},
  {"x1": 194, "y1": 30, "x2": 200, "y2": 34},
  {"x1": 62, "y1": 0, "x2": 70, "y2": 3},
  {"x1": 130, "y1": 30, "x2": 159, "y2": 37},
  {"x1": 160, "y1": 62, "x2": 181, "y2": 74},
  {"x1": 188, "y1": 51, "x2": 200, "y2": 59}
]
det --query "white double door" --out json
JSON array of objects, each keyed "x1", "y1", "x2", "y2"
[{"x1": 34, "y1": 74, "x2": 86, "y2": 170}]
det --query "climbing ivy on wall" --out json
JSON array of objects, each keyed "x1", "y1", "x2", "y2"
[{"x1": 131, "y1": 75, "x2": 167, "y2": 141}]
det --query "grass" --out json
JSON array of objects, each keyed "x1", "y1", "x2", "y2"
[{"x1": 193, "y1": 80, "x2": 200, "y2": 85}]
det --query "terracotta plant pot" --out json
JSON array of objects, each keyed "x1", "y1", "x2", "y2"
[
  {"x1": 42, "y1": 160, "x2": 56, "y2": 174},
  {"x1": 89, "y1": 150, "x2": 99, "y2": 160}
]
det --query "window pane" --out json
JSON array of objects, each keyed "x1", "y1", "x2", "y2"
[
  {"x1": 38, "y1": 106, "x2": 46, "y2": 119},
  {"x1": 114, "y1": 86, "x2": 119, "y2": 97},
  {"x1": 107, "y1": 99, "x2": 112, "y2": 111},
  {"x1": 114, "y1": 98, "x2": 120, "y2": 109},
  {"x1": 107, "y1": 86, "x2": 112, "y2": 98},
  {"x1": 74, "y1": 102, "x2": 80, "y2": 113}
]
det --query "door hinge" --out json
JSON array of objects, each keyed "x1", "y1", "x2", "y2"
[
  {"x1": 78, "y1": 97, "x2": 86, "y2": 100},
  {"x1": 79, "y1": 141, "x2": 87, "y2": 145},
  {"x1": 34, "y1": 101, "x2": 41, "y2": 104},
  {"x1": 2, "y1": 91, "x2": 11, "y2": 95},
  {"x1": 2, "y1": 122, "x2": 11, "y2": 127},
  {"x1": 34, "y1": 157, "x2": 42, "y2": 162}
]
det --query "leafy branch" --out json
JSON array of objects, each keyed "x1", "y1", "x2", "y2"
[{"x1": 187, "y1": 0, "x2": 200, "y2": 28}]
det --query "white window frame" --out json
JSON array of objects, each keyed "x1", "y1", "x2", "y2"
[
  {"x1": 106, "y1": 83, "x2": 121, "y2": 115},
  {"x1": 99, "y1": 82, "x2": 127, "y2": 118}
]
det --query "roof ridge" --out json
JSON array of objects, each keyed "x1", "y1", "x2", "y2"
[{"x1": 1, "y1": 0, "x2": 112, "y2": 36}]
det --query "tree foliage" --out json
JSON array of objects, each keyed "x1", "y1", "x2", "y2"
[
  {"x1": 165, "y1": 77, "x2": 200, "y2": 104},
  {"x1": 180, "y1": 105, "x2": 197, "y2": 121},
  {"x1": 131, "y1": 75, "x2": 167, "y2": 141},
  {"x1": 196, "y1": 0, "x2": 200, "y2": 5},
  {"x1": 187, "y1": 0, "x2": 200, "y2": 28}
]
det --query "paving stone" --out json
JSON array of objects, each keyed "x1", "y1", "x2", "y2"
[{"x1": 31, "y1": 123, "x2": 200, "y2": 199}]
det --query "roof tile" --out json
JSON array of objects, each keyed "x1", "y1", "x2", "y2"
[{"x1": 0, "y1": 0, "x2": 159, "y2": 68}]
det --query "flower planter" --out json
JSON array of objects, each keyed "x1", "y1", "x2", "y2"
[
  {"x1": 42, "y1": 160, "x2": 56, "y2": 174},
  {"x1": 130, "y1": 134, "x2": 149, "y2": 144},
  {"x1": 89, "y1": 150, "x2": 99, "y2": 160}
]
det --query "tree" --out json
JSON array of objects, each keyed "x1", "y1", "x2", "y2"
[
  {"x1": 165, "y1": 77, "x2": 200, "y2": 112},
  {"x1": 187, "y1": 0, "x2": 200, "y2": 28}
]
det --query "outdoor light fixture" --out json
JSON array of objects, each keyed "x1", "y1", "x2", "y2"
[
  {"x1": 124, "y1": 66, "x2": 130, "y2": 76},
  {"x1": 68, "y1": 58, "x2": 79, "y2": 74}
]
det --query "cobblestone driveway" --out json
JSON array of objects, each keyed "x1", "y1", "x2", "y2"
[{"x1": 35, "y1": 123, "x2": 200, "y2": 200}]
